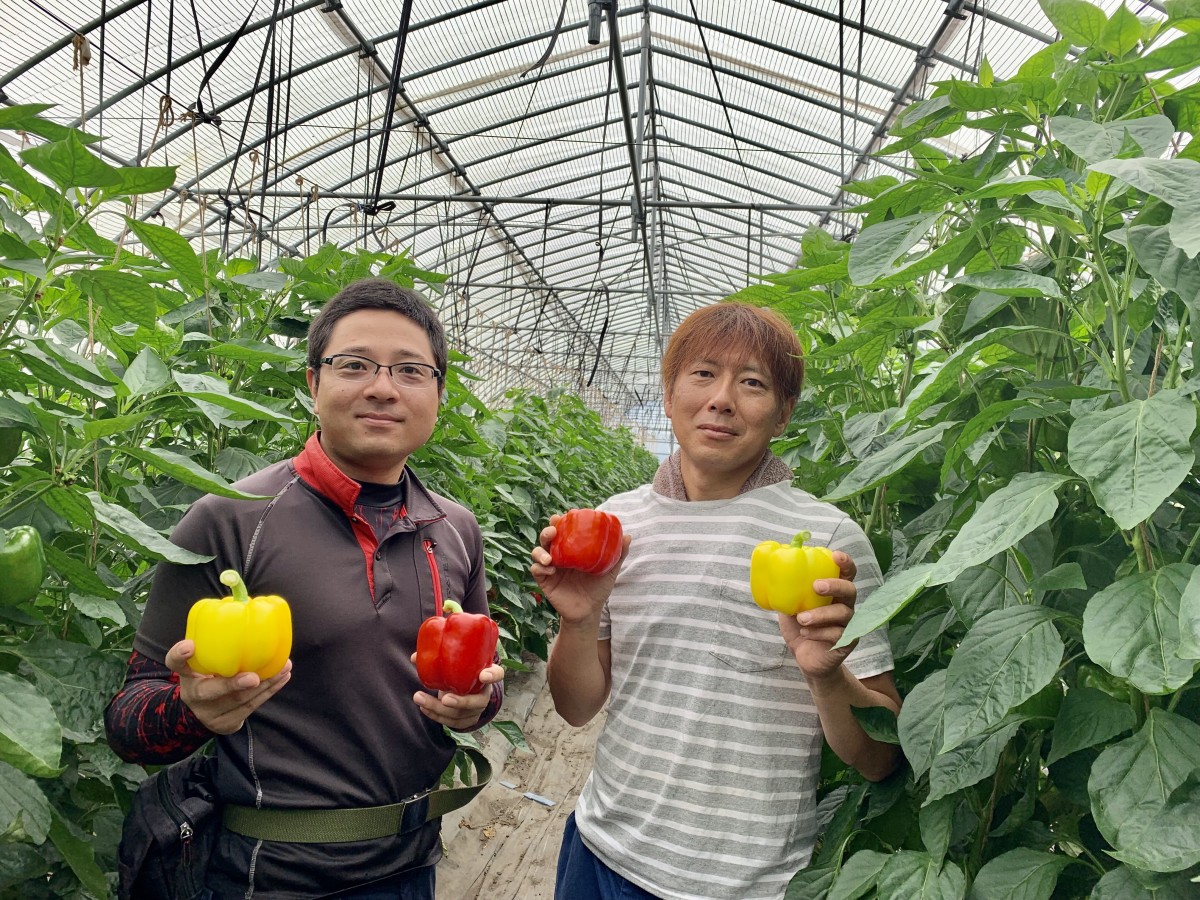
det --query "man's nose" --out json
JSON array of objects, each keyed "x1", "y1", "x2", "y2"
[
  {"x1": 363, "y1": 366, "x2": 401, "y2": 397},
  {"x1": 707, "y1": 376, "x2": 735, "y2": 411}
]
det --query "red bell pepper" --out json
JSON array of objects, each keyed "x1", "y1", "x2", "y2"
[
  {"x1": 549, "y1": 508, "x2": 624, "y2": 575},
  {"x1": 415, "y1": 600, "x2": 499, "y2": 696}
]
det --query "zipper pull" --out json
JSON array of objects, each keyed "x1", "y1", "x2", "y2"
[{"x1": 180, "y1": 821, "x2": 194, "y2": 864}]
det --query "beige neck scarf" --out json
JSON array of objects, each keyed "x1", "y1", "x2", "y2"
[{"x1": 651, "y1": 449, "x2": 794, "y2": 501}]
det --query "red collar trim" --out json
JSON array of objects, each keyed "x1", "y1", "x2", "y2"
[{"x1": 292, "y1": 432, "x2": 361, "y2": 515}]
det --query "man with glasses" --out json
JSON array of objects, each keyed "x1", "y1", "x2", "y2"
[{"x1": 106, "y1": 278, "x2": 503, "y2": 899}]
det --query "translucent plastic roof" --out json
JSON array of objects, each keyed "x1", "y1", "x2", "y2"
[{"x1": 0, "y1": 0, "x2": 1164, "y2": 427}]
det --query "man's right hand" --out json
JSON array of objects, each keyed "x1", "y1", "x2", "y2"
[
  {"x1": 530, "y1": 513, "x2": 630, "y2": 626},
  {"x1": 165, "y1": 639, "x2": 292, "y2": 735}
]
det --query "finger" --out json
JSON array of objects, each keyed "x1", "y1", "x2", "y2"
[
  {"x1": 813, "y1": 577, "x2": 857, "y2": 609},
  {"x1": 477, "y1": 665, "x2": 505, "y2": 685},
  {"x1": 531, "y1": 545, "x2": 553, "y2": 567},
  {"x1": 164, "y1": 639, "x2": 198, "y2": 676},
  {"x1": 538, "y1": 524, "x2": 558, "y2": 549},
  {"x1": 833, "y1": 551, "x2": 857, "y2": 582}
]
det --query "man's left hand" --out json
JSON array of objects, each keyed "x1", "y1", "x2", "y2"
[
  {"x1": 413, "y1": 662, "x2": 504, "y2": 729},
  {"x1": 778, "y1": 550, "x2": 859, "y2": 682}
]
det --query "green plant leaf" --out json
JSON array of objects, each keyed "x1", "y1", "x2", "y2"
[
  {"x1": 918, "y1": 796, "x2": 955, "y2": 865},
  {"x1": 1047, "y1": 686, "x2": 1136, "y2": 764},
  {"x1": 1032, "y1": 562, "x2": 1086, "y2": 592},
  {"x1": 875, "y1": 850, "x2": 966, "y2": 899},
  {"x1": 838, "y1": 563, "x2": 938, "y2": 648},
  {"x1": 42, "y1": 544, "x2": 120, "y2": 600},
  {"x1": 1088, "y1": 157, "x2": 1200, "y2": 208},
  {"x1": 127, "y1": 217, "x2": 205, "y2": 290},
  {"x1": 1106, "y1": 30, "x2": 1200, "y2": 71},
  {"x1": 1039, "y1": 0, "x2": 1109, "y2": 47},
  {"x1": 823, "y1": 422, "x2": 957, "y2": 502},
  {"x1": 1090, "y1": 865, "x2": 1199, "y2": 899},
  {"x1": 116, "y1": 446, "x2": 271, "y2": 500},
  {"x1": 206, "y1": 338, "x2": 304, "y2": 365},
  {"x1": 110, "y1": 165, "x2": 177, "y2": 196},
  {"x1": 48, "y1": 805, "x2": 108, "y2": 897},
  {"x1": 85, "y1": 490, "x2": 212, "y2": 564},
  {"x1": 81, "y1": 412, "x2": 150, "y2": 441},
  {"x1": 1051, "y1": 115, "x2": 1175, "y2": 163},
  {"x1": 952, "y1": 270, "x2": 1062, "y2": 298},
  {"x1": 847, "y1": 213, "x2": 940, "y2": 285},
  {"x1": 1068, "y1": 390, "x2": 1197, "y2": 531},
  {"x1": 1099, "y1": 2, "x2": 1145, "y2": 56},
  {"x1": 173, "y1": 372, "x2": 300, "y2": 424},
  {"x1": 829, "y1": 849, "x2": 889, "y2": 900},
  {"x1": 936, "y1": 473, "x2": 1069, "y2": 580},
  {"x1": 966, "y1": 848, "x2": 1072, "y2": 900},
  {"x1": 18, "y1": 131, "x2": 122, "y2": 189},
  {"x1": 71, "y1": 269, "x2": 160, "y2": 329},
  {"x1": 1127, "y1": 225, "x2": 1200, "y2": 318},
  {"x1": 1089, "y1": 709, "x2": 1200, "y2": 872},
  {"x1": 851, "y1": 706, "x2": 899, "y2": 745},
  {"x1": 898, "y1": 326, "x2": 1059, "y2": 424},
  {"x1": 898, "y1": 669, "x2": 946, "y2": 780},
  {"x1": 123, "y1": 346, "x2": 172, "y2": 398},
  {"x1": 928, "y1": 718, "x2": 1023, "y2": 802},
  {"x1": 1083, "y1": 564, "x2": 1198, "y2": 694},
  {"x1": 0, "y1": 761, "x2": 51, "y2": 843},
  {"x1": 958, "y1": 175, "x2": 1068, "y2": 202},
  {"x1": 0, "y1": 673, "x2": 62, "y2": 778},
  {"x1": 942, "y1": 607, "x2": 1063, "y2": 752},
  {"x1": 1179, "y1": 566, "x2": 1200, "y2": 659}
]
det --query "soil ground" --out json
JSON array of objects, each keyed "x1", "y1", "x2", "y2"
[{"x1": 435, "y1": 664, "x2": 602, "y2": 900}]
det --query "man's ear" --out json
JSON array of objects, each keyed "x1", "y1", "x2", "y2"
[
  {"x1": 663, "y1": 390, "x2": 673, "y2": 420},
  {"x1": 305, "y1": 367, "x2": 320, "y2": 416},
  {"x1": 773, "y1": 399, "x2": 795, "y2": 437}
]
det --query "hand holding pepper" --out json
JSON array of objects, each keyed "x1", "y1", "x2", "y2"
[
  {"x1": 531, "y1": 512, "x2": 632, "y2": 626},
  {"x1": 166, "y1": 570, "x2": 293, "y2": 736},
  {"x1": 775, "y1": 549, "x2": 862, "y2": 682},
  {"x1": 413, "y1": 600, "x2": 503, "y2": 730}
]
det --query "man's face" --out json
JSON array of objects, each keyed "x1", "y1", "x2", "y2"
[
  {"x1": 664, "y1": 352, "x2": 792, "y2": 493},
  {"x1": 305, "y1": 309, "x2": 440, "y2": 484}
]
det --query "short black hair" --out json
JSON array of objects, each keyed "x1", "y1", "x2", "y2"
[{"x1": 306, "y1": 279, "x2": 447, "y2": 388}]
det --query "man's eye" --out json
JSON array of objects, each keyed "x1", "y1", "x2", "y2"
[
  {"x1": 397, "y1": 365, "x2": 421, "y2": 376},
  {"x1": 744, "y1": 378, "x2": 766, "y2": 389},
  {"x1": 341, "y1": 360, "x2": 368, "y2": 371}
]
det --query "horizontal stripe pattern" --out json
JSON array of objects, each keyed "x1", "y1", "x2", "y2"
[{"x1": 575, "y1": 483, "x2": 893, "y2": 900}]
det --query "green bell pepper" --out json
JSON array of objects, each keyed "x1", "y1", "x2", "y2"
[{"x1": 0, "y1": 526, "x2": 47, "y2": 606}]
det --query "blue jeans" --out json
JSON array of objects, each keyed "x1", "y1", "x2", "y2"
[{"x1": 555, "y1": 812, "x2": 661, "y2": 900}]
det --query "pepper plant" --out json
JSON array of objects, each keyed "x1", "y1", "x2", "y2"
[
  {"x1": 745, "y1": 3, "x2": 1200, "y2": 897},
  {"x1": 0, "y1": 109, "x2": 654, "y2": 894}
]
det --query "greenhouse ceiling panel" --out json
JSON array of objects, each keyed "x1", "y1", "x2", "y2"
[{"x1": 0, "y1": 0, "x2": 1168, "y2": 425}]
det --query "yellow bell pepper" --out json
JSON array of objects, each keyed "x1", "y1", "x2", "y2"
[
  {"x1": 185, "y1": 570, "x2": 292, "y2": 679},
  {"x1": 750, "y1": 531, "x2": 841, "y2": 615}
]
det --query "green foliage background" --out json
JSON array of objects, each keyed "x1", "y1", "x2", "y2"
[
  {"x1": 0, "y1": 110, "x2": 655, "y2": 894},
  {"x1": 746, "y1": 2, "x2": 1200, "y2": 897}
]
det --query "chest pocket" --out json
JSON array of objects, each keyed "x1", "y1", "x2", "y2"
[{"x1": 708, "y1": 581, "x2": 792, "y2": 674}]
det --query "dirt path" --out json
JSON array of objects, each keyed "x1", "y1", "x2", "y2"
[{"x1": 435, "y1": 680, "x2": 603, "y2": 900}]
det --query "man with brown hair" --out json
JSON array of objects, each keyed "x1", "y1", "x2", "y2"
[{"x1": 532, "y1": 302, "x2": 901, "y2": 900}]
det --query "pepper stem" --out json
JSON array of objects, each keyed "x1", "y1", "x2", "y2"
[
  {"x1": 443, "y1": 599, "x2": 463, "y2": 615},
  {"x1": 790, "y1": 530, "x2": 812, "y2": 549},
  {"x1": 220, "y1": 569, "x2": 250, "y2": 603}
]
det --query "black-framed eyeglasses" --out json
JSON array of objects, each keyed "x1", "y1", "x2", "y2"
[{"x1": 319, "y1": 354, "x2": 442, "y2": 388}]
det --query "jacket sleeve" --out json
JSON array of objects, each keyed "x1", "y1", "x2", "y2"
[{"x1": 104, "y1": 651, "x2": 214, "y2": 764}]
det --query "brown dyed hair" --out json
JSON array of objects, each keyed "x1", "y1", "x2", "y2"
[
  {"x1": 306, "y1": 278, "x2": 447, "y2": 388},
  {"x1": 661, "y1": 302, "x2": 804, "y2": 403}
]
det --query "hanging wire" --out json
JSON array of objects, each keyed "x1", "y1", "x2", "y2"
[{"x1": 364, "y1": 0, "x2": 415, "y2": 216}]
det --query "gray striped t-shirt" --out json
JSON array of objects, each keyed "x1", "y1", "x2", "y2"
[{"x1": 573, "y1": 481, "x2": 894, "y2": 900}]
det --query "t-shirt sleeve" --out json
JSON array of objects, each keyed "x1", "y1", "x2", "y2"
[{"x1": 828, "y1": 515, "x2": 894, "y2": 680}]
